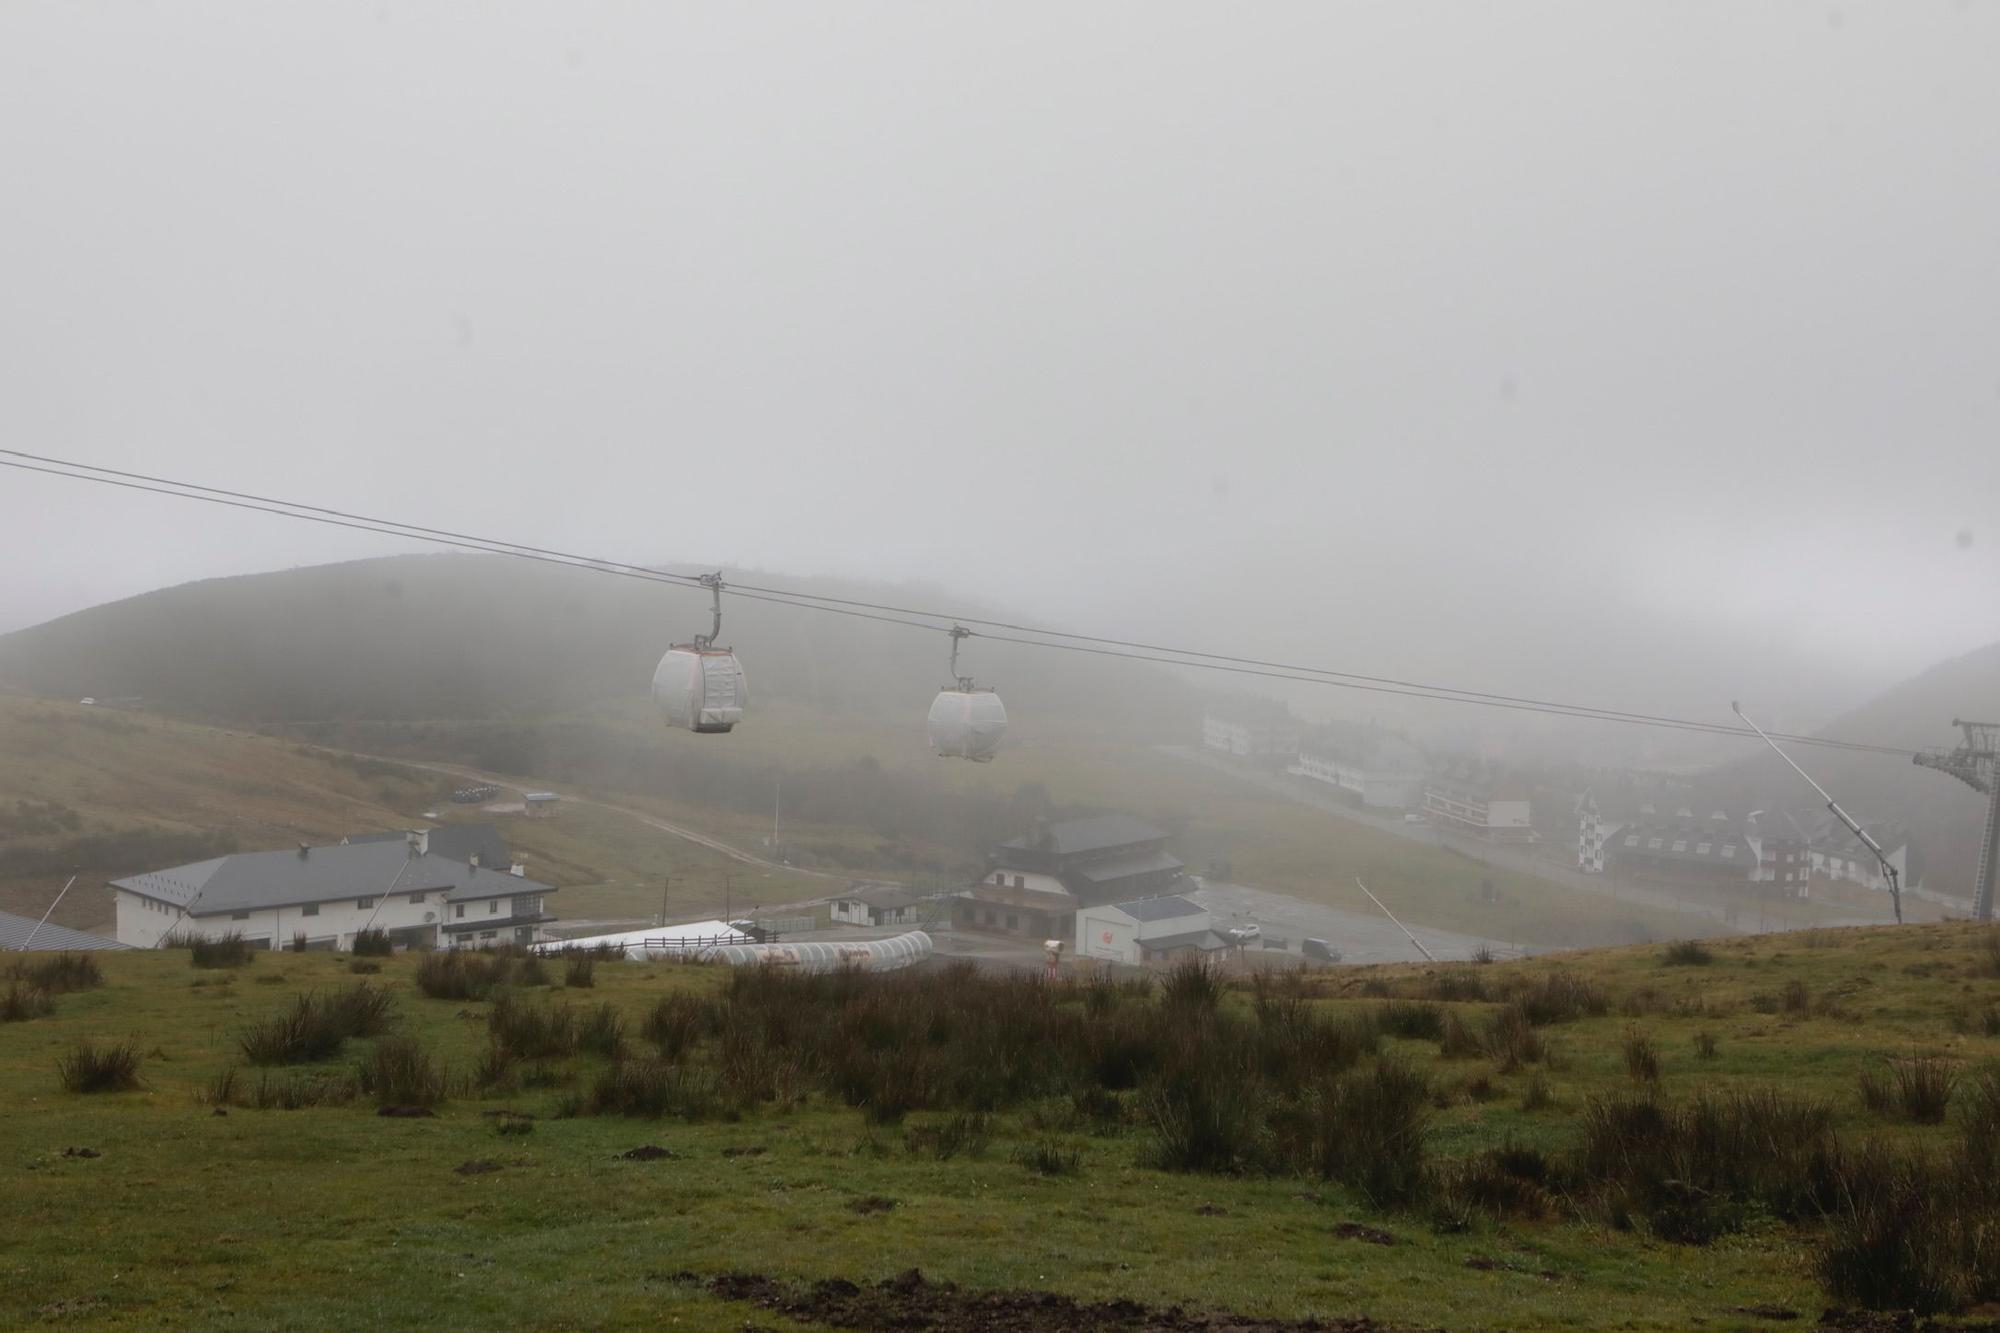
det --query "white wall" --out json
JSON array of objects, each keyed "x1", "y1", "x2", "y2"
[
  {"x1": 114, "y1": 887, "x2": 477, "y2": 950},
  {"x1": 1077, "y1": 907, "x2": 1141, "y2": 963}
]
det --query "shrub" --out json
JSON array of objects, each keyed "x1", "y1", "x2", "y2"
[
  {"x1": 564, "y1": 958, "x2": 595, "y2": 989},
  {"x1": 1520, "y1": 1073, "x2": 1555, "y2": 1112},
  {"x1": 350, "y1": 928, "x2": 392, "y2": 957},
  {"x1": 57, "y1": 1039, "x2": 143, "y2": 1093},
  {"x1": 1781, "y1": 980, "x2": 1811, "y2": 1015},
  {"x1": 326, "y1": 983, "x2": 394, "y2": 1037},
  {"x1": 516, "y1": 955, "x2": 550, "y2": 988},
  {"x1": 1623, "y1": 1029, "x2": 1661, "y2": 1084},
  {"x1": 11, "y1": 952, "x2": 105, "y2": 992},
  {"x1": 1443, "y1": 1142, "x2": 1556, "y2": 1219},
  {"x1": 2, "y1": 981, "x2": 55, "y2": 1022},
  {"x1": 905, "y1": 1112, "x2": 991, "y2": 1160},
  {"x1": 357, "y1": 1036, "x2": 446, "y2": 1108},
  {"x1": 1422, "y1": 970, "x2": 1489, "y2": 1002},
  {"x1": 1014, "y1": 1138, "x2": 1082, "y2": 1176},
  {"x1": 1660, "y1": 940, "x2": 1714, "y2": 966},
  {"x1": 1693, "y1": 1031, "x2": 1718, "y2": 1060},
  {"x1": 1817, "y1": 1142, "x2": 2000, "y2": 1315},
  {"x1": 288, "y1": 932, "x2": 308, "y2": 953},
  {"x1": 1862, "y1": 1057, "x2": 1958, "y2": 1124},
  {"x1": 1140, "y1": 1038, "x2": 1263, "y2": 1174}
]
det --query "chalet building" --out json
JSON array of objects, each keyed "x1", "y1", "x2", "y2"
[
  {"x1": 954, "y1": 815, "x2": 1186, "y2": 943},
  {"x1": 1291, "y1": 732, "x2": 1428, "y2": 810},
  {"x1": 0, "y1": 909, "x2": 128, "y2": 952},
  {"x1": 1423, "y1": 765, "x2": 1535, "y2": 841},
  {"x1": 1794, "y1": 812, "x2": 1914, "y2": 895},
  {"x1": 1075, "y1": 895, "x2": 1228, "y2": 966},
  {"x1": 1201, "y1": 697, "x2": 1302, "y2": 765},
  {"x1": 829, "y1": 883, "x2": 936, "y2": 928},
  {"x1": 110, "y1": 828, "x2": 558, "y2": 951},
  {"x1": 1584, "y1": 804, "x2": 1811, "y2": 894}
]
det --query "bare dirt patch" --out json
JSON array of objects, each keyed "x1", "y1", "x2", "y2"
[{"x1": 705, "y1": 1268, "x2": 1415, "y2": 1331}]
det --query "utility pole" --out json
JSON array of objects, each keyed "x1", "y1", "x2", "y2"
[
  {"x1": 659, "y1": 876, "x2": 670, "y2": 928},
  {"x1": 1914, "y1": 720, "x2": 2000, "y2": 920},
  {"x1": 724, "y1": 871, "x2": 732, "y2": 926}
]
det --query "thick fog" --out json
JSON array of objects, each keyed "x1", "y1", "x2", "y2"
[{"x1": 2, "y1": 3, "x2": 1995, "y2": 752}]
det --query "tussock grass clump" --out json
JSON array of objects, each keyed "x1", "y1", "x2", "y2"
[
  {"x1": 1377, "y1": 1000, "x2": 1446, "y2": 1042},
  {"x1": 238, "y1": 984, "x2": 394, "y2": 1064},
  {"x1": 1818, "y1": 1140, "x2": 2000, "y2": 1315},
  {"x1": 2, "y1": 981, "x2": 56, "y2": 1022},
  {"x1": 515, "y1": 956, "x2": 550, "y2": 988},
  {"x1": 1014, "y1": 1138, "x2": 1082, "y2": 1176},
  {"x1": 356, "y1": 1035, "x2": 445, "y2": 1108},
  {"x1": 563, "y1": 958, "x2": 595, "y2": 989},
  {"x1": 1442, "y1": 1141, "x2": 1557, "y2": 1219},
  {"x1": 11, "y1": 952, "x2": 106, "y2": 992},
  {"x1": 1860, "y1": 1057, "x2": 1957, "y2": 1124},
  {"x1": 578, "y1": 1002, "x2": 625, "y2": 1058},
  {"x1": 1139, "y1": 1032, "x2": 1264, "y2": 1174},
  {"x1": 487, "y1": 993, "x2": 580, "y2": 1060},
  {"x1": 57, "y1": 1039, "x2": 143, "y2": 1093},
  {"x1": 1420, "y1": 970, "x2": 1489, "y2": 1002},
  {"x1": 1519, "y1": 1073, "x2": 1556, "y2": 1112},
  {"x1": 1271, "y1": 1058, "x2": 1432, "y2": 1206},
  {"x1": 1694, "y1": 1031, "x2": 1718, "y2": 1060},
  {"x1": 904, "y1": 1112, "x2": 991, "y2": 1160},
  {"x1": 1158, "y1": 957, "x2": 1223, "y2": 1013},
  {"x1": 348, "y1": 959, "x2": 381, "y2": 975},
  {"x1": 1575, "y1": 1088, "x2": 1840, "y2": 1243},
  {"x1": 1508, "y1": 971, "x2": 1608, "y2": 1026},
  {"x1": 1781, "y1": 979, "x2": 1812, "y2": 1016},
  {"x1": 1437, "y1": 1010, "x2": 1484, "y2": 1060},
  {"x1": 1975, "y1": 929, "x2": 2000, "y2": 979},
  {"x1": 643, "y1": 993, "x2": 718, "y2": 1060},
  {"x1": 1483, "y1": 1003, "x2": 1547, "y2": 1069},
  {"x1": 350, "y1": 928, "x2": 392, "y2": 957},
  {"x1": 585, "y1": 1059, "x2": 721, "y2": 1120},
  {"x1": 1660, "y1": 940, "x2": 1714, "y2": 967},
  {"x1": 415, "y1": 949, "x2": 510, "y2": 1000},
  {"x1": 208, "y1": 1066, "x2": 358, "y2": 1110},
  {"x1": 1623, "y1": 1029, "x2": 1661, "y2": 1084}
]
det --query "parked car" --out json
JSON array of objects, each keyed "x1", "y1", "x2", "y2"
[
  {"x1": 1301, "y1": 937, "x2": 1341, "y2": 963},
  {"x1": 1225, "y1": 923, "x2": 1262, "y2": 944}
]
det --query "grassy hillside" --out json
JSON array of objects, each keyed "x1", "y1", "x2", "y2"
[
  {"x1": 0, "y1": 695, "x2": 839, "y2": 934},
  {"x1": 0, "y1": 551, "x2": 1198, "y2": 733},
  {"x1": 5, "y1": 925, "x2": 2000, "y2": 1329}
]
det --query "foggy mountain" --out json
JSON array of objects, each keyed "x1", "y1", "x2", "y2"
[
  {"x1": 0, "y1": 552, "x2": 1197, "y2": 735},
  {"x1": 1703, "y1": 639, "x2": 2000, "y2": 900}
]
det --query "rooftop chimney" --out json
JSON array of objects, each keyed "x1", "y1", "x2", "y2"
[
  {"x1": 510, "y1": 861, "x2": 526, "y2": 878},
  {"x1": 406, "y1": 829, "x2": 429, "y2": 856}
]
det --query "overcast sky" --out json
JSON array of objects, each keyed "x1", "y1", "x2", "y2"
[{"x1": 2, "y1": 2, "x2": 1995, "y2": 751}]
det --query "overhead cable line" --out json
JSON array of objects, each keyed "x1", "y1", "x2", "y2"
[{"x1": 0, "y1": 449, "x2": 1910, "y2": 758}]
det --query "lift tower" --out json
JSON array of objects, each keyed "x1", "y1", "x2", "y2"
[{"x1": 1914, "y1": 720, "x2": 2000, "y2": 921}]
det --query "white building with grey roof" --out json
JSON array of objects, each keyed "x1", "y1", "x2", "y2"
[
  {"x1": 109, "y1": 828, "x2": 557, "y2": 951},
  {"x1": 1075, "y1": 894, "x2": 1227, "y2": 966}
]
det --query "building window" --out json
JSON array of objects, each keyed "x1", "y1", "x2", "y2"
[
  {"x1": 1623, "y1": 835, "x2": 1638, "y2": 846},
  {"x1": 455, "y1": 904, "x2": 466, "y2": 919},
  {"x1": 1671, "y1": 841, "x2": 1687, "y2": 853},
  {"x1": 1696, "y1": 843, "x2": 1712, "y2": 855},
  {"x1": 231, "y1": 910, "x2": 250, "y2": 921},
  {"x1": 302, "y1": 903, "x2": 320, "y2": 917},
  {"x1": 1647, "y1": 838, "x2": 1663, "y2": 849},
  {"x1": 489, "y1": 901, "x2": 500, "y2": 915},
  {"x1": 407, "y1": 893, "x2": 424, "y2": 904},
  {"x1": 356, "y1": 897, "x2": 374, "y2": 910},
  {"x1": 479, "y1": 931, "x2": 496, "y2": 942},
  {"x1": 1013, "y1": 875, "x2": 1025, "y2": 889},
  {"x1": 1722, "y1": 846, "x2": 1737, "y2": 857}
]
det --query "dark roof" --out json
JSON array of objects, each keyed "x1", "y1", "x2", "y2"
[
  {"x1": 345, "y1": 824, "x2": 513, "y2": 868},
  {"x1": 0, "y1": 909, "x2": 129, "y2": 952},
  {"x1": 1142, "y1": 929, "x2": 1231, "y2": 953},
  {"x1": 1001, "y1": 815, "x2": 1167, "y2": 857},
  {"x1": 1075, "y1": 851, "x2": 1187, "y2": 884},
  {"x1": 111, "y1": 842, "x2": 554, "y2": 917},
  {"x1": 1110, "y1": 895, "x2": 1203, "y2": 922}
]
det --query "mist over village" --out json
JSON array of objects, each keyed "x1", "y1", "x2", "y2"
[{"x1": 2, "y1": 4, "x2": 1997, "y2": 1330}]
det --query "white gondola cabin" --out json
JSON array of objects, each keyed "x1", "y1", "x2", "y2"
[
  {"x1": 653, "y1": 573, "x2": 747, "y2": 734},
  {"x1": 927, "y1": 626, "x2": 1007, "y2": 760}
]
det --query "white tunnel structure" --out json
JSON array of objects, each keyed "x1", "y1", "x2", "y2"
[{"x1": 699, "y1": 930, "x2": 933, "y2": 973}]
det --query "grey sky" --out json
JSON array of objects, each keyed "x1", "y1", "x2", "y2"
[{"x1": 2, "y1": 3, "x2": 1995, "y2": 751}]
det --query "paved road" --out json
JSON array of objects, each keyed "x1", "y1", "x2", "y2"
[{"x1": 1190, "y1": 880, "x2": 1518, "y2": 965}]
